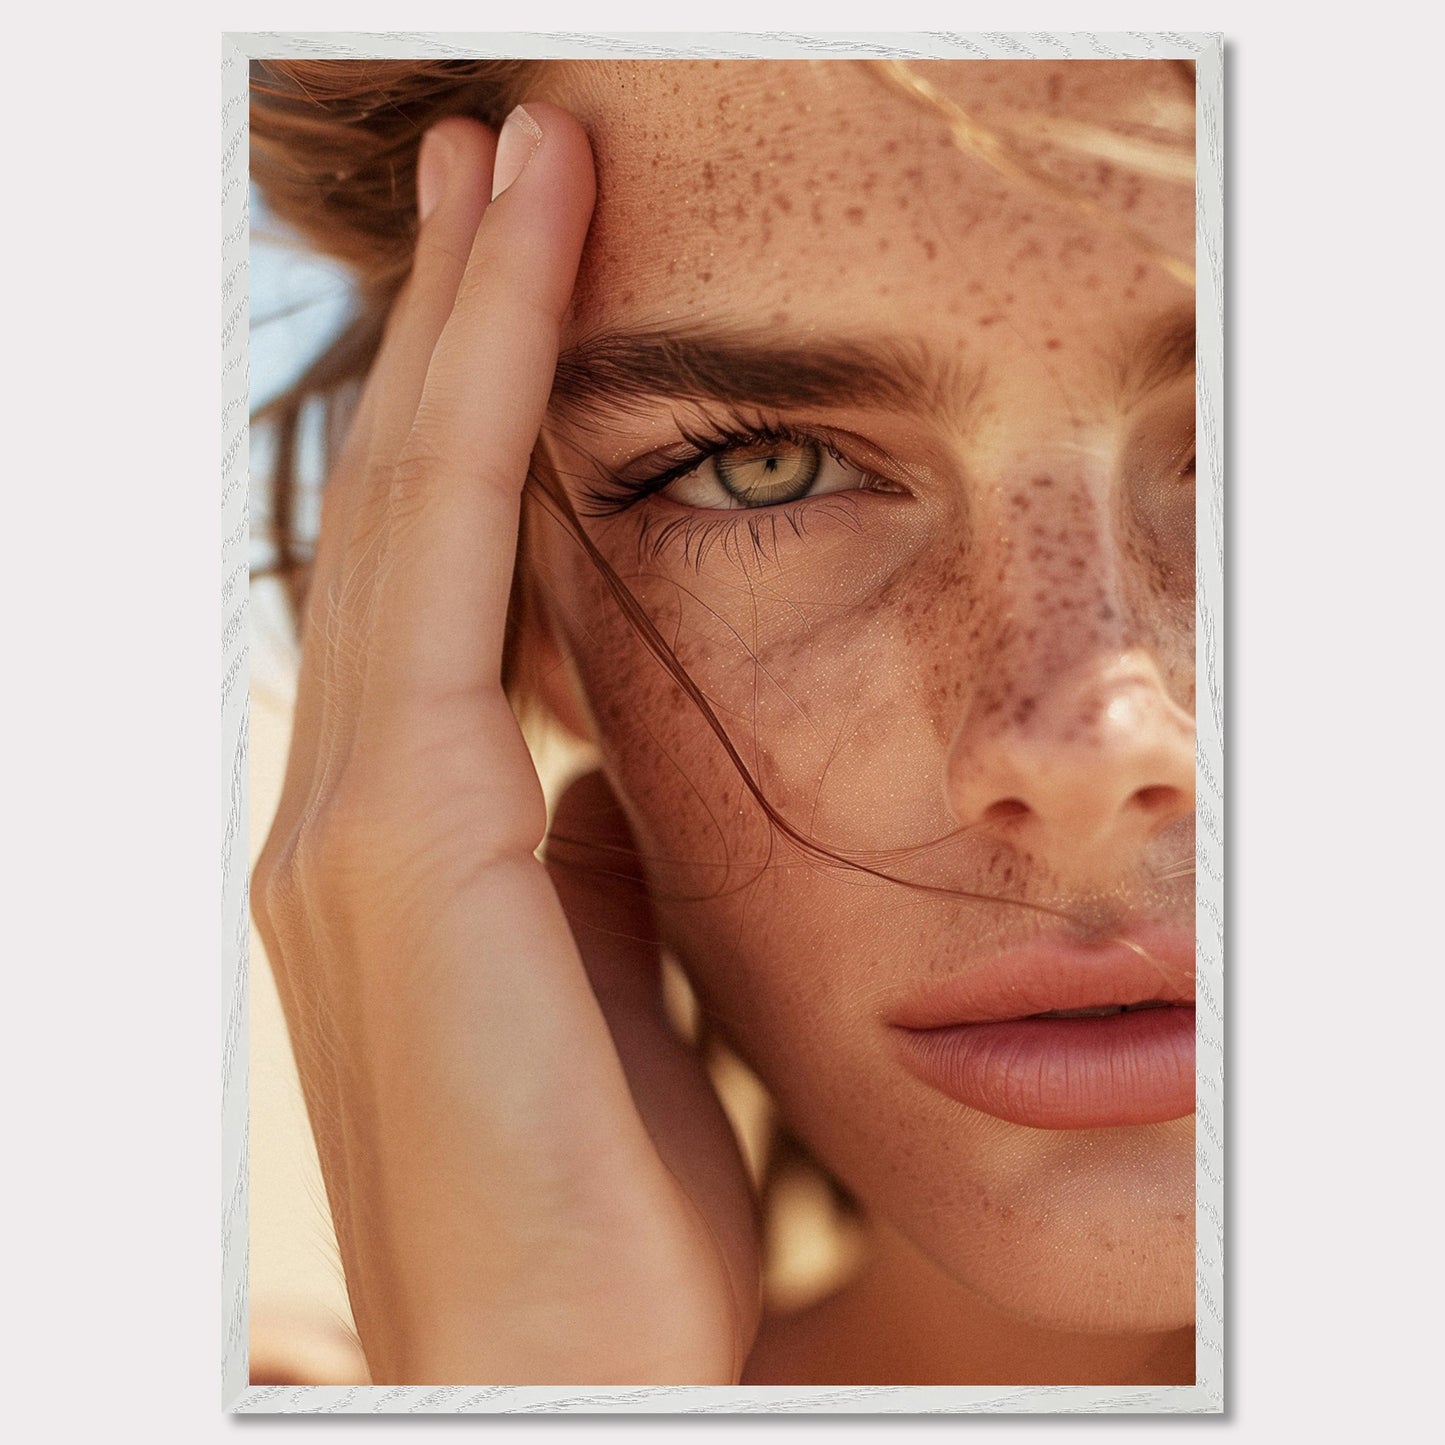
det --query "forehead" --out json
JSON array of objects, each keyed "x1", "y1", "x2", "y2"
[{"x1": 536, "y1": 59, "x2": 1195, "y2": 347}]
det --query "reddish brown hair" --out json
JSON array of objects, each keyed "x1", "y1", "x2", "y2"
[{"x1": 251, "y1": 60, "x2": 541, "y2": 618}]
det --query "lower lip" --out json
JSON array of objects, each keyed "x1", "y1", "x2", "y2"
[{"x1": 894, "y1": 1006, "x2": 1195, "y2": 1130}]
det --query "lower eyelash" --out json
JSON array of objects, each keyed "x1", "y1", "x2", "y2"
[
  {"x1": 634, "y1": 494, "x2": 865, "y2": 571},
  {"x1": 638, "y1": 512, "x2": 769, "y2": 570}
]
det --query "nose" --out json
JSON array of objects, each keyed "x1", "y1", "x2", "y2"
[{"x1": 945, "y1": 649, "x2": 1195, "y2": 866}]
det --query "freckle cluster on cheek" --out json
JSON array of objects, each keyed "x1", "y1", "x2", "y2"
[{"x1": 868, "y1": 471, "x2": 1139, "y2": 752}]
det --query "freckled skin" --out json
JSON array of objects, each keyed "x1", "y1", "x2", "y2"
[{"x1": 527, "y1": 60, "x2": 1197, "y2": 1345}]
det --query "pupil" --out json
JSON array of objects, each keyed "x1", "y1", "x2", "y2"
[{"x1": 716, "y1": 440, "x2": 822, "y2": 504}]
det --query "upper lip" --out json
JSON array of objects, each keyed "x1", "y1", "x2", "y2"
[{"x1": 887, "y1": 925, "x2": 1196, "y2": 1029}]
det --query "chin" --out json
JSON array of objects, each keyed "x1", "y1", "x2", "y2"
[
  {"x1": 898, "y1": 1112, "x2": 1199, "y2": 1336},
  {"x1": 970, "y1": 1232, "x2": 1197, "y2": 1336}
]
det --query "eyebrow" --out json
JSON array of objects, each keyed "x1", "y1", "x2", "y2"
[
  {"x1": 1118, "y1": 308, "x2": 1196, "y2": 405},
  {"x1": 550, "y1": 309, "x2": 1195, "y2": 423},
  {"x1": 551, "y1": 328, "x2": 987, "y2": 423}
]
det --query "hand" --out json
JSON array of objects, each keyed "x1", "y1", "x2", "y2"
[{"x1": 252, "y1": 106, "x2": 761, "y2": 1386}]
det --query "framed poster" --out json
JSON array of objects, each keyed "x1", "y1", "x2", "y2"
[{"x1": 222, "y1": 29, "x2": 1223, "y2": 1414}]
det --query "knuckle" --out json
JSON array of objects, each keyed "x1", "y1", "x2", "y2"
[
  {"x1": 292, "y1": 778, "x2": 381, "y2": 896},
  {"x1": 452, "y1": 263, "x2": 555, "y2": 340},
  {"x1": 253, "y1": 777, "x2": 387, "y2": 939},
  {"x1": 387, "y1": 427, "x2": 448, "y2": 519},
  {"x1": 450, "y1": 261, "x2": 498, "y2": 316},
  {"x1": 252, "y1": 825, "x2": 305, "y2": 956},
  {"x1": 411, "y1": 231, "x2": 474, "y2": 279}
]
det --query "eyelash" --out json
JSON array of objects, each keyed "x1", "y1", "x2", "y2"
[
  {"x1": 576, "y1": 414, "x2": 887, "y2": 520},
  {"x1": 567, "y1": 413, "x2": 892, "y2": 569}
]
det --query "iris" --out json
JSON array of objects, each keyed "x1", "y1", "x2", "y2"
[{"x1": 713, "y1": 439, "x2": 823, "y2": 506}]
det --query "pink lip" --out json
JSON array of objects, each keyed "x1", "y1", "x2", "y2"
[{"x1": 889, "y1": 928, "x2": 1196, "y2": 1130}]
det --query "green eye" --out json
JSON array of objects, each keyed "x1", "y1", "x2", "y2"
[{"x1": 713, "y1": 439, "x2": 823, "y2": 506}]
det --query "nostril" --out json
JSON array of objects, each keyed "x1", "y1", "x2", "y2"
[
  {"x1": 1133, "y1": 785, "x2": 1179, "y2": 814},
  {"x1": 983, "y1": 798, "x2": 1030, "y2": 824}
]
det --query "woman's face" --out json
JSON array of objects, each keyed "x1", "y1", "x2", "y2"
[{"x1": 529, "y1": 59, "x2": 1197, "y2": 1332}]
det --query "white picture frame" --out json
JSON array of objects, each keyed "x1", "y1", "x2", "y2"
[{"x1": 221, "y1": 29, "x2": 1224, "y2": 1414}]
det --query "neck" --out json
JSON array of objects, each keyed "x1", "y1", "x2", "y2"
[{"x1": 745, "y1": 1218, "x2": 1195, "y2": 1387}]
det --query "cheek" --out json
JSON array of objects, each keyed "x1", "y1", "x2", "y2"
[
  {"x1": 537, "y1": 484, "x2": 1191, "y2": 869},
  {"x1": 543, "y1": 507, "x2": 970, "y2": 873},
  {"x1": 532, "y1": 506, "x2": 1012, "y2": 1015},
  {"x1": 535, "y1": 517, "x2": 773, "y2": 896}
]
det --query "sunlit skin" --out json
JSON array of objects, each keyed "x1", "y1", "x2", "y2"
[
  {"x1": 253, "y1": 56, "x2": 1199, "y2": 1389},
  {"x1": 524, "y1": 60, "x2": 1197, "y2": 1381}
]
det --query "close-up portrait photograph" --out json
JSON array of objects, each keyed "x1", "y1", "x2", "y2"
[{"x1": 229, "y1": 32, "x2": 1221, "y2": 1412}]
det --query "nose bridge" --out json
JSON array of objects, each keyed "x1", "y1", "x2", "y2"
[{"x1": 968, "y1": 459, "x2": 1130, "y2": 726}]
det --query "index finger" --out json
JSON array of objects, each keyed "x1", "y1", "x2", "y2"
[
  {"x1": 271, "y1": 118, "x2": 500, "y2": 831},
  {"x1": 360, "y1": 102, "x2": 596, "y2": 722}
]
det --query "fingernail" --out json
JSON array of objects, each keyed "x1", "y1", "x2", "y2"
[
  {"x1": 491, "y1": 105, "x2": 544, "y2": 200},
  {"x1": 416, "y1": 127, "x2": 454, "y2": 222}
]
